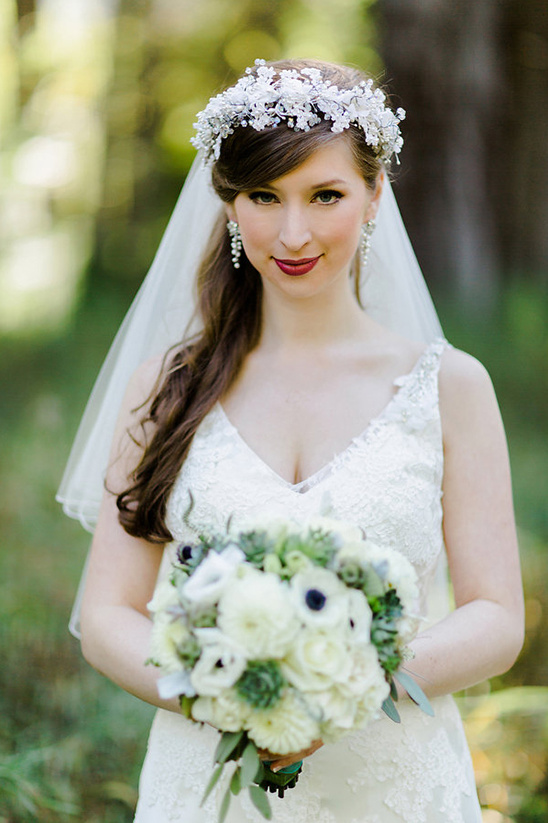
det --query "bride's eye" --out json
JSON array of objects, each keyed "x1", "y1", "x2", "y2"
[
  {"x1": 313, "y1": 190, "x2": 343, "y2": 205},
  {"x1": 248, "y1": 191, "x2": 278, "y2": 205}
]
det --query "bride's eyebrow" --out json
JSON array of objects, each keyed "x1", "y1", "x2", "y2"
[
  {"x1": 311, "y1": 179, "x2": 347, "y2": 189},
  {"x1": 251, "y1": 178, "x2": 347, "y2": 191}
]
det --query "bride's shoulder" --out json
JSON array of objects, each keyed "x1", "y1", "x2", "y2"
[
  {"x1": 439, "y1": 344, "x2": 493, "y2": 392},
  {"x1": 437, "y1": 344, "x2": 501, "y2": 437}
]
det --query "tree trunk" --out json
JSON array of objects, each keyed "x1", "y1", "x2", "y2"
[
  {"x1": 503, "y1": 0, "x2": 548, "y2": 281},
  {"x1": 377, "y1": 0, "x2": 504, "y2": 307}
]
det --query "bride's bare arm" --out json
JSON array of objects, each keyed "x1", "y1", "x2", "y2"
[
  {"x1": 403, "y1": 348, "x2": 524, "y2": 697},
  {"x1": 79, "y1": 359, "x2": 180, "y2": 713}
]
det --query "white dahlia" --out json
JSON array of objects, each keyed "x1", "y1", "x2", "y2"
[
  {"x1": 246, "y1": 690, "x2": 319, "y2": 755},
  {"x1": 217, "y1": 568, "x2": 298, "y2": 659},
  {"x1": 191, "y1": 689, "x2": 250, "y2": 732}
]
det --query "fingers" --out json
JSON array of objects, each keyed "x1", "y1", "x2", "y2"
[{"x1": 262, "y1": 739, "x2": 324, "y2": 771}]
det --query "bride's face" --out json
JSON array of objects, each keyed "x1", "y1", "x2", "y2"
[{"x1": 226, "y1": 137, "x2": 383, "y2": 300}]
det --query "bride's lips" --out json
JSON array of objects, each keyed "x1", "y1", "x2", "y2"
[{"x1": 274, "y1": 256, "x2": 321, "y2": 276}]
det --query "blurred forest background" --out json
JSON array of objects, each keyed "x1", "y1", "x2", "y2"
[{"x1": 1, "y1": 0, "x2": 547, "y2": 821}]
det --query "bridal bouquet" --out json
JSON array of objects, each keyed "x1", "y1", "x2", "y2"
[{"x1": 148, "y1": 515, "x2": 432, "y2": 821}]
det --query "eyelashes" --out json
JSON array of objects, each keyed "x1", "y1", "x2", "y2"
[{"x1": 247, "y1": 189, "x2": 344, "y2": 205}]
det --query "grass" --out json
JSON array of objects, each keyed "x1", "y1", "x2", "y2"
[{"x1": 0, "y1": 278, "x2": 546, "y2": 820}]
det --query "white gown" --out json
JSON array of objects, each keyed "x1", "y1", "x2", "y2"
[{"x1": 134, "y1": 339, "x2": 482, "y2": 823}]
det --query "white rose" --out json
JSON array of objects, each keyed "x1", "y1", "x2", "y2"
[
  {"x1": 335, "y1": 540, "x2": 370, "y2": 567},
  {"x1": 280, "y1": 627, "x2": 352, "y2": 692},
  {"x1": 182, "y1": 546, "x2": 244, "y2": 608},
  {"x1": 246, "y1": 690, "x2": 320, "y2": 755},
  {"x1": 190, "y1": 629, "x2": 247, "y2": 697},
  {"x1": 309, "y1": 685, "x2": 357, "y2": 737},
  {"x1": 327, "y1": 646, "x2": 390, "y2": 730},
  {"x1": 290, "y1": 567, "x2": 349, "y2": 629},
  {"x1": 217, "y1": 568, "x2": 299, "y2": 659},
  {"x1": 346, "y1": 588, "x2": 372, "y2": 645},
  {"x1": 191, "y1": 689, "x2": 250, "y2": 732},
  {"x1": 150, "y1": 612, "x2": 190, "y2": 674},
  {"x1": 365, "y1": 543, "x2": 419, "y2": 615},
  {"x1": 147, "y1": 578, "x2": 180, "y2": 614}
]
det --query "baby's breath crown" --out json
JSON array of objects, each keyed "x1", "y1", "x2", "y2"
[{"x1": 191, "y1": 59, "x2": 405, "y2": 166}]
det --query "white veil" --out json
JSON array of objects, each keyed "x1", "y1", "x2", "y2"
[{"x1": 57, "y1": 152, "x2": 446, "y2": 637}]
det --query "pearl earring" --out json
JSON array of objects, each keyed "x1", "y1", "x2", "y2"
[
  {"x1": 227, "y1": 220, "x2": 242, "y2": 268},
  {"x1": 360, "y1": 220, "x2": 376, "y2": 268}
]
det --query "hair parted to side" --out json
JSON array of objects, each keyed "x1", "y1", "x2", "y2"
[{"x1": 117, "y1": 59, "x2": 388, "y2": 543}]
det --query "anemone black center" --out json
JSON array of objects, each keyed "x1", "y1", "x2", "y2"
[{"x1": 305, "y1": 588, "x2": 327, "y2": 611}]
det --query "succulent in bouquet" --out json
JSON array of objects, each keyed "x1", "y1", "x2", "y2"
[{"x1": 147, "y1": 512, "x2": 433, "y2": 821}]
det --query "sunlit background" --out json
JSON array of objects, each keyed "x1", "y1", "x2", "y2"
[{"x1": 1, "y1": 0, "x2": 547, "y2": 820}]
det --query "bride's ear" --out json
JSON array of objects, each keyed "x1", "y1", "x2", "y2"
[
  {"x1": 225, "y1": 203, "x2": 237, "y2": 223},
  {"x1": 365, "y1": 169, "x2": 385, "y2": 222}
]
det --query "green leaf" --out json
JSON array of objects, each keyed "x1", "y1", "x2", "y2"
[
  {"x1": 249, "y1": 784, "x2": 272, "y2": 820},
  {"x1": 230, "y1": 766, "x2": 241, "y2": 795},
  {"x1": 255, "y1": 760, "x2": 265, "y2": 783},
  {"x1": 201, "y1": 763, "x2": 224, "y2": 807},
  {"x1": 390, "y1": 678, "x2": 398, "y2": 701},
  {"x1": 382, "y1": 695, "x2": 401, "y2": 723},
  {"x1": 394, "y1": 671, "x2": 435, "y2": 717},
  {"x1": 179, "y1": 695, "x2": 194, "y2": 718},
  {"x1": 240, "y1": 742, "x2": 261, "y2": 788},
  {"x1": 214, "y1": 731, "x2": 244, "y2": 765},
  {"x1": 219, "y1": 786, "x2": 232, "y2": 823}
]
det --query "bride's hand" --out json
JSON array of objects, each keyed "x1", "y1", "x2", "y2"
[{"x1": 257, "y1": 739, "x2": 323, "y2": 772}]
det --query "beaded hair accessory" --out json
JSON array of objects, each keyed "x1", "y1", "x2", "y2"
[{"x1": 191, "y1": 59, "x2": 405, "y2": 166}]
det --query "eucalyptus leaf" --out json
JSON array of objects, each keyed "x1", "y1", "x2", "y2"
[
  {"x1": 214, "y1": 731, "x2": 244, "y2": 765},
  {"x1": 394, "y1": 671, "x2": 435, "y2": 717},
  {"x1": 390, "y1": 679, "x2": 398, "y2": 701},
  {"x1": 249, "y1": 784, "x2": 272, "y2": 820},
  {"x1": 240, "y1": 742, "x2": 261, "y2": 788},
  {"x1": 382, "y1": 695, "x2": 401, "y2": 723},
  {"x1": 230, "y1": 766, "x2": 242, "y2": 795},
  {"x1": 219, "y1": 786, "x2": 232, "y2": 823},
  {"x1": 200, "y1": 763, "x2": 224, "y2": 807}
]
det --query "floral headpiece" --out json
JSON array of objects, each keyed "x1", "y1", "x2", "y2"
[{"x1": 191, "y1": 59, "x2": 405, "y2": 166}]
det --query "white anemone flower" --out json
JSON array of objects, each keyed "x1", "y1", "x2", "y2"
[
  {"x1": 189, "y1": 629, "x2": 247, "y2": 697},
  {"x1": 290, "y1": 567, "x2": 349, "y2": 629},
  {"x1": 181, "y1": 546, "x2": 245, "y2": 608}
]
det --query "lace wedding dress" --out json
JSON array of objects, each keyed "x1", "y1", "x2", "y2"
[{"x1": 133, "y1": 339, "x2": 482, "y2": 823}]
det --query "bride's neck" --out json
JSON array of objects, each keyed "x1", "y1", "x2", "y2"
[{"x1": 259, "y1": 285, "x2": 372, "y2": 351}]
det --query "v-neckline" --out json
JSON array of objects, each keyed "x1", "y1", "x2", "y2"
[{"x1": 215, "y1": 340, "x2": 442, "y2": 494}]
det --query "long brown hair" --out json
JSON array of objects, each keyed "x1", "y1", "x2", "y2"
[{"x1": 117, "y1": 59, "x2": 385, "y2": 543}]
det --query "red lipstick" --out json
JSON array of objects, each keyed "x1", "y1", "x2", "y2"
[{"x1": 274, "y1": 256, "x2": 321, "y2": 276}]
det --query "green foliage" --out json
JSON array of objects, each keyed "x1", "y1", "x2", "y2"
[
  {"x1": 236, "y1": 662, "x2": 286, "y2": 709},
  {"x1": 237, "y1": 529, "x2": 276, "y2": 568}
]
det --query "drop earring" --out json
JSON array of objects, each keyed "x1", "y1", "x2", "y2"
[
  {"x1": 360, "y1": 220, "x2": 376, "y2": 268},
  {"x1": 227, "y1": 220, "x2": 242, "y2": 269}
]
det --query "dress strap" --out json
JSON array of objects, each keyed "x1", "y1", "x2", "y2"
[{"x1": 388, "y1": 338, "x2": 449, "y2": 432}]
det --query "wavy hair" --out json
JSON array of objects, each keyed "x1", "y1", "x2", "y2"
[{"x1": 117, "y1": 59, "x2": 385, "y2": 543}]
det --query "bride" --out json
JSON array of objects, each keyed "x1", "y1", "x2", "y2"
[{"x1": 58, "y1": 59, "x2": 524, "y2": 821}]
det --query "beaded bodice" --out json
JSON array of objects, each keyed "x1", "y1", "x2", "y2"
[{"x1": 165, "y1": 338, "x2": 449, "y2": 623}]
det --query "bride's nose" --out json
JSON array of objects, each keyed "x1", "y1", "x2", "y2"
[{"x1": 278, "y1": 206, "x2": 312, "y2": 251}]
